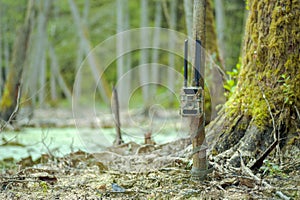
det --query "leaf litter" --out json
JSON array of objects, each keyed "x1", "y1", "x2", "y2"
[{"x1": 1, "y1": 137, "x2": 299, "y2": 199}]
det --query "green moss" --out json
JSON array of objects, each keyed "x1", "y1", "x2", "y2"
[
  {"x1": 224, "y1": 0, "x2": 299, "y2": 131},
  {"x1": 0, "y1": 85, "x2": 13, "y2": 108}
]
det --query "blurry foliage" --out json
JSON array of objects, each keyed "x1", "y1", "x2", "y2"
[
  {"x1": 0, "y1": 0, "x2": 246, "y2": 107},
  {"x1": 222, "y1": 0, "x2": 246, "y2": 71},
  {"x1": 224, "y1": 57, "x2": 241, "y2": 98},
  {"x1": 278, "y1": 74, "x2": 295, "y2": 105},
  {"x1": 260, "y1": 160, "x2": 286, "y2": 177}
]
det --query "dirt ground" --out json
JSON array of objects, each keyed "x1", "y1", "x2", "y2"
[
  {"x1": 1, "y1": 138, "x2": 299, "y2": 200},
  {"x1": 1, "y1": 108, "x2": 299, "y2": 199}
]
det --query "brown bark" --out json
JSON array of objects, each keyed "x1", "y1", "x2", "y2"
[
  {"x1": 191, "y1": 0, "x2": 207, "y2": 180},
  {"x1": 112, "y1": 87, "x2": 123, "y2": 146},
  {"x1": 207, "y1": 0, "x2": 300, "y2": 167}
]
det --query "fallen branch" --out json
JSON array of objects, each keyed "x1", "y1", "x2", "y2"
[
  {"x1": 276, "y1": 191, "x2": 291, "y2": 200},
  {"x1": 249, "y1": 139, "x2": 278, "y2": 170},
  {"x1": 238, "y1": 151, "x2": 290, "y2": 200}
]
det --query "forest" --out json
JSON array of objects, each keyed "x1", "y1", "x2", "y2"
[{"x1": 0, "y1": 0, "x2": 299, "y2": 199}]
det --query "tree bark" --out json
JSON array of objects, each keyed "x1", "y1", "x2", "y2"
[
  {"x1": 25, "y1": 0, "x2": 51, "y2": 107},
  {"x1": 151, "y1": 1, "x2": 162, "y2": 97},
  {"x1": 74, "y1": 0, "x2": 89, "y2": 102},
  {"x1": 139, "y1": 0, "x2": 150, "y2": 109},
  {"x1": 167, "y1": 0, "x2": 177, "y2": 107},
  {"x1": 4, "y1": 23, "x2": 10, "y2": 79},
  {"x1": 205, "y1": 0, "x2": 226, "y2": 122},
  {"x1": 112, "y1": 87, "x2": 123, "y2": 145},
  {"x1": 222, "y1": 0, "x2": 246, "y2": 71},
  {"x1": 116, "y1": 0, "x2": 131, "y2": 110},
  {"x1": 49, "y1": 43, "x2": 72, "y2": 102},
  {"x1": 208, "y1": 0, "x2": 300, "y2": 167},
  {"x1": 184, "y1": 0, "x2": 193, "y2": 38},
  {"x1": 0, "y1": 0, "x2": 35, "y2": 121},
  {"x1": 37, "y1": 0, "x2": 51, "y2": 107},
  {"x1": 214, "y1": 0, "x2": 225, "y2": 65},
  {"x1": 191, "y1": 0, "x2": 207, "y2": 180},
  {"x1": 0, "y1": 20, "x2": 3, "y2": 98}
]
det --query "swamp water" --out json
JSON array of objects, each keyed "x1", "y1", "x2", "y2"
[{"x1": 0, "y1": 127, "x2": 186, "y2": 161}]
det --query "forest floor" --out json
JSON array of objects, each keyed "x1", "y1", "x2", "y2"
[
  {"x1": 1, "y1": 108, "x2": 300, "y2": 199},
  {"x1": 0, "y1": 140, "x2": 299, "y2": 199}
]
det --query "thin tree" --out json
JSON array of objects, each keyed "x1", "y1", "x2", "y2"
[
  {"x1": 184, "y1": 0, "x2": 193, "y2": 38},
  {"x1": 48, "y1": 43, "x2": 72, "y2": 102},
  {"x1": 151, "y1": 1, "x2": 162, "y2": 96},
  {"x1": 0, "y1": 17, "x2": 3, "y2": 98},
  {"x1": 30, "y1": 0, "x2": 52, "y2": 107},
  {"x1": 139, "y1": 0, "x2": 150, "y2": 110},
  {"x1": 73, "y1": 0, "x2": 90, "y2": 102},
  {"x1": 190, "y1": 0, "x2": 207, "y2": 180},
  {"x1": 69, "y1": 0, "x2": 111, "y2": 104},
  {"x1": 3, "y1": 23, "x2": 10, "y2": 80},
  {"x1": 167, "y1": 0, "x2": 178, "y2": 107},
  {"x1": 214, "y1": 0, "x2": 225, "y2": 65},
  {"x1": 116, "y1": 0, "x2": 131, "y2": 109}
]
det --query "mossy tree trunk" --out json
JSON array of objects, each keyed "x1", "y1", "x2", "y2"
[
  {"x1": 0, "y1": 0, "x2": 35, "y2": 122},
  {"x1": 207, "y1": 0, "x2": 299, "y2": 167}
]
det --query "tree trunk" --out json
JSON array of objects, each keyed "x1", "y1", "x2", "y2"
[
  {"x1": 205, "y1": 0, "x2": 226, "y2": 122},
  {"x1": 112, "y1": 87, "x2": 124, "y2": 145},
  {"x1": 150, "y1": 1, "x2": 162, "y2": 97},
  {"x1": 37, "y1": 0, "x2": 51, "y2": 107},
  {"x1": 26, "y1": 0, "x2": 51, "y2": 107},
  {"x1": 214, "y1": 0, "x2": 225, "y2": 65},
  {"x1": 49, "y1": 43, "x2": 72, "y2": 102},
  {"x1": 116, "y1": 0, "x2": 131, "y2": 110},
  {"x1": 222, "y1": 0, "x2": 246, "y2": 71},
  {"x1": 38, "y1": 54, "x2": 46, "y2": 105},
  {"x1": 50, "y1": 60, "x2": 57, "y2": 102},
  {"x1": 74, "y1": 0, "x2": 89, "y2": 102},
  {"x1": 208, "y1": 0, "x2": 300, "y2": 167},
  {"x1": 4, "y1": 23, "x2": 10, "y2": 79},
  {"x1": 167, "y1": 0, "x2": 177, "y2": 107},
  {"x1": 0, "y1": 22, "x2": 3, "y2": 98},
  {"x1": 184, "y1": 0, "x2": 193, "y2": 38},
  {"x1": 0, "y1": 0, "x2": 35, "y2": 121},
  {"x1": 139, "y1": 0, "x2": 150, "y2": 109},
  {"x1": 191, "y1": 0, "x2": 207, "y2": 180},
  {"x1": 69, "y1": 0, "x2": 111, "y2": 104}
]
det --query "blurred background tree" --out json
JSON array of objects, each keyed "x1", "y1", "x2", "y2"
[{"x1": 0, "y1": 0, "x2": 246, "y2": 121}]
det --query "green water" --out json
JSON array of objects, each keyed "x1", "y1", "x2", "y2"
[{"x1": 0, "y1": 127, "x2": 186, "y2": 161}]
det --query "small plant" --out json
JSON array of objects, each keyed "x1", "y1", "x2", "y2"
[
  {"x1": 245, "y1": 0, "x2": 250, "y2": 10},
  {"x1": 260, "y1": 160, "x2": 284, "y2": 177},
  {"x1": 278, "y1": 74, "x2": 295, "y2": 105},
  {"x1": 224, "y1": 57, "x2": 242, "y2": 98},
  {"x1": 40, "y1": 181, "x2": 48, "y2": 194},
  {"x1": 186, "y1": 159, "x2": 193, "y2": 170}
]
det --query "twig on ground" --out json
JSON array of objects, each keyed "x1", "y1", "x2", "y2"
[
  {"x1": 259, "y1": 86, "x2": 282, "y2": 162},
  {"x1": 0, "y1": 135, "x2": 17, "y2": 146},
  {"x1": 238, "y1": 151, "x2": 291, "y2": 200},
  {"x1": 41, "y1": 130, "x2": 54, "y2": 158},
  {"x1": 276, "y1": 191, "x2": 291, "y2": 200},
  {"x1": 250, "y1": 140, "x2": 278, "y2": 170},
  {"x1": 259, "y1": 87, "x2": 276, "y2": 139}
]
